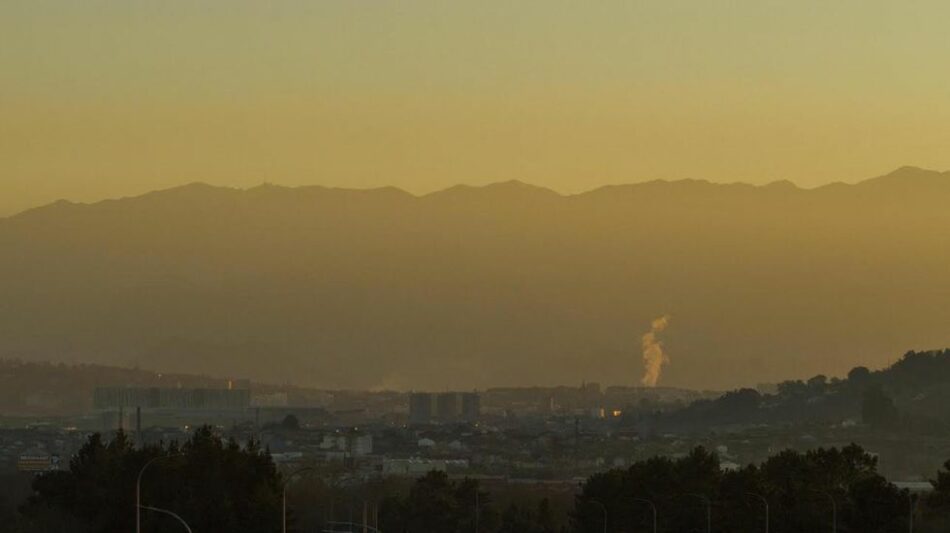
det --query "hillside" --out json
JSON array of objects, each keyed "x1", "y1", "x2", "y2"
[
  {"x1": 1, "y1": 167, "x2": 949, "y2": 390},
  {"x1": 656, "y1": 349, "x2": 950, "y2": 434},
  {"x1": 0, "y1": 359, "x2": 238, "y2": 416}
]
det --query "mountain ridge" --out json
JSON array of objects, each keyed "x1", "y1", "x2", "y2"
[
  {"x1": 1, "y1": 166, "x2": 949, "y2": 390},
  {"x1": 6, "y1": 166, "x2": 949, "y2": 222}
]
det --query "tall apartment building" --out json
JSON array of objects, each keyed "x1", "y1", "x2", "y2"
[
  {"x1": 409, "y1": 391, "x2": 480, "y2": 424},
  {"x1": 409, "y1": 392, "x2": 434, "y2": 425}
]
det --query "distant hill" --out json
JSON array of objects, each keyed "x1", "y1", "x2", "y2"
[
  {"x1": 0, "y1": 359, "x2": 236, "y2": 416},
  {"x1": 656, "y1": 349, "x2": 950, "y2": 433},
  {"x1": 1, "y1": 167, "x2": 950, "y2": 390}
]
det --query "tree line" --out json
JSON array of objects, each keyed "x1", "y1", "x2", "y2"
[
  {"x1": 575, "y1": 445, "x2": 920, "y2": 533},
  {"x1": 11, "y1": 427, "x2": 950, "y2": 532}
]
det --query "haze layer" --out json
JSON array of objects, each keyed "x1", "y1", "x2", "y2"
[{"x1": 1, "y1": 167, "x2": 948, "y2": 390}]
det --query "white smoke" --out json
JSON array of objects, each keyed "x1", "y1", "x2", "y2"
[{"x1": 641, "y1": 315, "x2": 671, "y2": 387}]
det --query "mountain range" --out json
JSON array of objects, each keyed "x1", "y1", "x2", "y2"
[{"x1": 1, "y1": 166, "x2": 949, "y2": 390}]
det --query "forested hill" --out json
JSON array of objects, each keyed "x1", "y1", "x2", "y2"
[{"x1": 657, "y1": 349, "x2": 950, "y2": 432}]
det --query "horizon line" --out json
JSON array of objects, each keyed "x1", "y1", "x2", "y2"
[{"x1": 4, "y1": 164, "x2": 948, "y2": 220}]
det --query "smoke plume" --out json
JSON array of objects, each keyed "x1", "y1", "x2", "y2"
[{"x1": 641, "y1": 315, "x2": 671, "y2": 387}]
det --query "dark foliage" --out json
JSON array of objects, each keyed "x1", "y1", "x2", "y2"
[
  {"x1": 862, "y1": 386, "x2": 899, "y2": 428},
  {"x1": 658, "y1": 349, "x2": 950, "y2": 432},
  {"x1": 18, "y1": 426, "x2": 283, "y2": 533},
  {"x1": 498, "y1": 498, "x2": 559, "y2": 533},
  {"x1": 378, "y1": 470, "x2": 501, "y2": 533},
  {"x1": 281, "y1": 414, "x2": 301, "y2": 431},
  {"x1": 572, "y1": 444, "x2": 911, "y2": 533}
]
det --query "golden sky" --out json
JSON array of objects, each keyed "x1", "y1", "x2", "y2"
[{"x1": 2, "y1": 1, "x2": 950, "y2": 216}]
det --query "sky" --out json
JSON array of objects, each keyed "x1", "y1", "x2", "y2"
[{"x1": 2, "y1": 0, "x2": 950, "y2": 216}]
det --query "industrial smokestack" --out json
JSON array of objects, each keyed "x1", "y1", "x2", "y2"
[
  {"x1": 641, "y1": 315, "x2": 671, "y2": 387},
  {"x1": 136, "y1": 406, "x2": 142, "y2": 448}
]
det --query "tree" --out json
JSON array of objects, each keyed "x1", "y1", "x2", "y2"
[
  {"x1": 919, "y1": 461, "x2": 950, "y2": 532},
  {"x1": 572, "y1": 444, "x2": 907, "y2": 533},
  {"x1": 807, "y1": 374, "x2": 828, "y2": 390},
  {"x1": 928, "y1": 460, "x2": 950, "y2": 508},
  {"x1": 0, "y1": 473, "x2": 32, "y2": 533},
  {"x1": 378, "y1": 471, "x2": 497, "y2": 533},
  {"x1": 862, "y1": 386, "x2": 899, "y2": 428},
  {"x1": 19, "y1": 427, "x2": 283, "y2": 533},
  {"x1": 844, "y1": 475, "x2": 908, "y2": 532},
  {"x1": 848, "y1": 366, "x2": 872, "y2": 383},
  {"x1": 281, "y1": 414, "x2": 301, "y2": 431},
  {"x1": 574, "y1": 448, "x2": 721, "y2": 533},
  {"x1": 498, "y1": 498, "x2": 558, "y2": 533}
]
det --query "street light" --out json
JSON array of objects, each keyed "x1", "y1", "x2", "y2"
[
  {"x1": 746, "y1": 493, "x2": 769, "y2": 533},
  {"x1": 324, "y1": 521, "x2": 382, "y2": 533},
  {"x1": 140, "y1": 505, "x2": 194, "y2": 533},
  {"x1": 136, "y1": 453, "x2": 184, "y2": 533},
  {"x1": 908, "y1": 492, "x2": 917, "y2": 533},
  {"x1": 812, "y1": 490, "x2": 836, "y2": 533},
  {"x1": 283, "y1": 466, "x2": 316, "y2": 533},
  {"x1": 687, "y1": 493, "x2": 711, "y2": 533},
  {"x1": 632, "y1": 497, "x2": 657, "y2": 533},
  {"x1": 588, "y1": 499, "x2": 608, "y2": 533},
  {"x1": 474, "y1": 487, "x2": 479, "y2": 533}
]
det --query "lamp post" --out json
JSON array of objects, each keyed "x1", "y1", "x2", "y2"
[
  {"x1": 136, "y1": 453, "x2": 184, "y2": 533},
  {"x1": 908, "y1": 492, "x2": 917, "y2": 533},
  {"x1": 812, "y1": 490, "x2": 836, "y2": 533},
  {"x1": 632, "y1": 497, "x2": 657, "y2": 533},
  {"x1": 474, "y1": 487, "x2": 480, "y2": 533},
  {"x1": 325, "y1": 521, "x2": 382, "y2": 532},
  {"x1": 140, "y1": 505, "x2": 194, "y2": 533},
  {"x1": 283, "y1": 466, "x2": 316, "y2": 533},
  {"x1": 688, "y1": 493, "x2": 711, "y2": 533},
  {"x1": 588, "y1": 499, "x2": 608, "y2": 533},
  {"x1": 746, "y1": 493, "x2": 769, "y2": 533}
]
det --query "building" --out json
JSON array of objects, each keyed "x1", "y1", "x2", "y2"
[
  {"x1": 251, "y1": 392, "x2": 289, "y2": 407},
  {"x1": 351, "y1": 434, "x2": 374, "y2": 456},
  {"x1": 409, "y1": 392, "x2": 434, "y2": 425},
  {"x1": 461, "y1": 392, "x2": 481, "y2": 422},
  {"x1": 93, "y1": 386, "x2": 251, "y2": 410},
  {"x1": 17, "y1": 450, "x2": 60, "y2": 472},
  {"x1": 383, "y1": 458, "x2": 448, "y2": 477},
  {"x1": 382, "y1": 458, "x2": 470, "y2": 477},
  {"x1": 435, "y1": 392, "x2": 461, "y2": 421},
  {"x1": 320, "y1": 433, "x2": 374, "y2": 457},
  {"x1": 410, "y1": 391, "x2": 481, "y2": 424}
]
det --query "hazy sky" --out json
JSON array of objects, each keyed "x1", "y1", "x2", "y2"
[{"x1": 3, "y1": 1, "x2": 950, "y2": 216}]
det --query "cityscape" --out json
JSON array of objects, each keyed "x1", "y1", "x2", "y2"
[
  {"x1": 3, "y1": 352, "x2": 950, "y2": 530},
  {"x1": 4, "y1": 1, "x2": 950, "y2": 532}
]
